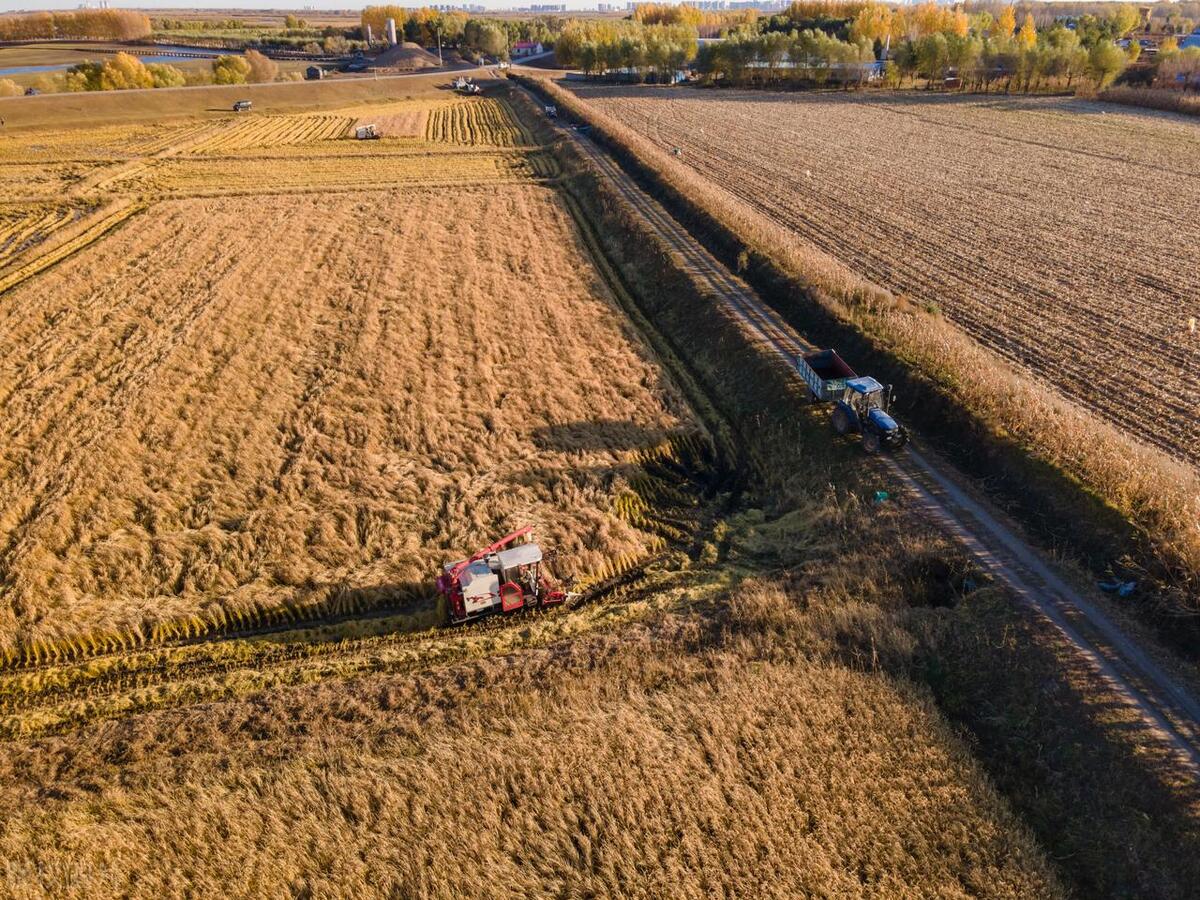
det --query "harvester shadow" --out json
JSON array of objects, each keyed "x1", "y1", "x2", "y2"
[
  {"x1": 528, "y1": 419, "x2": 723, "y2": 494},
  {"x1": 235, "y1": 578, "x2": 440, "y2": 649}
]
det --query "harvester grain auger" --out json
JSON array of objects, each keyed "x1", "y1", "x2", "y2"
[{"x1": 437, "y1": 526, "x2": 571, "y2": 625}]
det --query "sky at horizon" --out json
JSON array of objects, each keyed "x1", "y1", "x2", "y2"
[
  {"x1": 0, "y1": 0, "x2": 1138, "y2": 12},
  {"x1": 6, "y1": 1, "x2": 603, "y2": 10}
]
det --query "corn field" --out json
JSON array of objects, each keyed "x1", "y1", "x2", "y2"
[{"x1": 581, "y1": 86, "x2": 1200, "y2": 469}]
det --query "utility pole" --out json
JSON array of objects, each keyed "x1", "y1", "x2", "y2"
[{"x1": 437, "y1": 26, "x2": 443, "y2": 66}]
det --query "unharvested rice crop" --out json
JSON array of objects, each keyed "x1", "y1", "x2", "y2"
[
  {"x1": 186, "y1": 114, "x2": 354, "y2": 154},
  {"x1": 0, "y1": 120, "x2": 212, "y2": 162},
  {"x1": 426, "y1": 97, "x2": 531, "y2": 146},
  {"x1": 362, "y1": 109, "x2": 429, "y2": 138},
  {"x1": 0, "y1": 602, "x2": 1062, "y2": 898},
  {"x1": 580, "y1": 88, "x2": 1200, "y2": 467},
  {"x1": 0, "y1": 185, "x2": 697, "y2": 655}
]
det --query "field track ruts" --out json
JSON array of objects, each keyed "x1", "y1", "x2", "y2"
[
  {"x1": 0, "y1": 558, "x2": 666, "y2": 737},
  {"x1": 546, "y1": 104, "x2": 1200, "y2": 778},
  {"x1": 580, "y1": 89, "x2": 1200, "y2": 469},
  {"x1": 0, "y1": 200, "x2": 142, "y2": 296}
]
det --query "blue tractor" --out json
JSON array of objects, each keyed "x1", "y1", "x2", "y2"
[
  {"x1": 831, "y1": 376, "x2": 908, "y2": 453},
  {"x1": 795, "y1": 351, "x2": 908, "y2": 453}
]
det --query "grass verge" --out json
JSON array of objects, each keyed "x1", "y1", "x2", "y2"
[{"x1": 1099, "y1": 86, "x2": 1200, "y2": 117}]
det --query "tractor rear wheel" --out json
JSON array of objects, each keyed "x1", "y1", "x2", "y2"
[{"x1": 831, "y1": 407, "x2": 851, "y2": 435}]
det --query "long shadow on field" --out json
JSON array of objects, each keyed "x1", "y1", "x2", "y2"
[
  {"x1": 247, "y1": 578, "x2": 439, "y2": 648},
  {"x1": 530, "y1": 420, "x2": 690, "y2": 454}
]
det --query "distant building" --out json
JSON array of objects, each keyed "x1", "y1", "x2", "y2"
[{"x1": 512, "y1": 41, "x2": 545, "y2": 58}]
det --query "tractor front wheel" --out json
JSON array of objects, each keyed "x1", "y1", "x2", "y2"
[{"x1": 863, "y1": 430, "x2": 882, "y2": 454}]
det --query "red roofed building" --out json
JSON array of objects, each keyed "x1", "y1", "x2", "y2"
[{"x1": 512, "y1": 41, "x2": 544, "y2": 58}]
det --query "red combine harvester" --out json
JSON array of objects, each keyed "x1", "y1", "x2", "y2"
[{"x1": 437, "y1": 527, "x2": 567, "y2": 625}]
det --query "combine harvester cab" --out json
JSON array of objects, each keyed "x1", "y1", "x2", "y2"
[
  {"x1": 795, "y1": 350, "x2": 907, "y2": 452},
  {"x1": 437, "y1": 527, "x2": 567, "y2": 625}
]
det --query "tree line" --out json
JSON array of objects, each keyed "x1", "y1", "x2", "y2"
[
  {"x1": 696, "y1": 29, "x2": 874, "y2": 85},
  {"x1": 0, "y1": 10, "x2": 150, "y2": 42},
  {"x1": 554, "y1": 20, "x2": 699, "y2": 80},
  {"x1": 5, "y1": 49, "x2": 289, "y2": 96},
  {"x1": 680, "y1": 1, "x2": 1181, "y2": 92},
  {"x1": 360, "y1": 6, "x2": 564, "y2": 60}
]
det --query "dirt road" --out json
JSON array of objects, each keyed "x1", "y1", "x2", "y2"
[{"x1": 556, "y1": 113, "x2": 1200, "y2": 777}]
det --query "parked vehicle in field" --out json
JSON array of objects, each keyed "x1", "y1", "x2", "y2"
[
  {"x1": 794, "y1": 350, "x2": 908, "y2": 452},
  {"x1": 544, "y1": 104, "x2": 558, "y2": 118},
  {"x1": 233, "y1": 100, "x2": 252, "y2": 112},
  {"x1": 355, "y1": 124, "x2": 380, "y2": 140}
]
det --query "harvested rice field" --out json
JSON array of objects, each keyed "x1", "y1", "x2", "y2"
[
  {"x1": 576, "y1": 87, "x2": 1200, "y2": 467},
  {"x1": 0, "y1": 88, "x2": 690, "y2": 661}
]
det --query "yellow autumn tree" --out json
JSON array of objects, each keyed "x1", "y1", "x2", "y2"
[
  {"x1": 99, "y1": 52, "x2": 153, "y2": 90},
  {"x1": 244, "y1": 49, "x2": 278, "y2": 83},
  {"x1": 850, "y1": 3, "x2": 893, "y2": 43},
  {"x1": 1017, "y1": 13, "x2": 1037, "y2": 49},
  {"x1": 950, "y1": 9, "x2": 969, "y2": 37},
  {"x1": 212, "y1": 55, "x2": 251, "y2": 85},
  {"x1": 996, "y1": 5, "x2": 1017, "y2": 40}
]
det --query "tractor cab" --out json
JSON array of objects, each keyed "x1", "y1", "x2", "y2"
[
  {"x1": 438, "y1": 527, "x2": 567, "y2": 624},
  {"x1": 832, "y1": 376, "x2": 908, "y2": 452}
]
